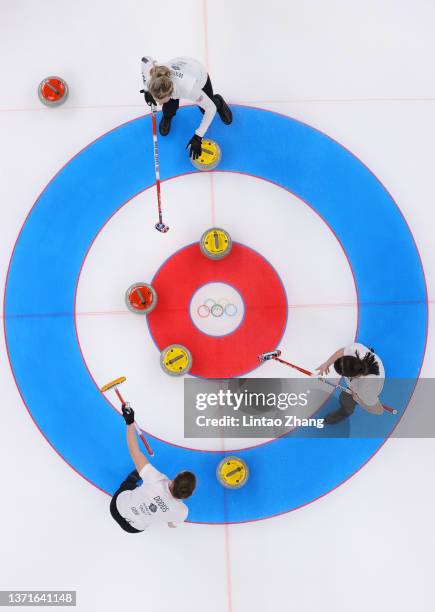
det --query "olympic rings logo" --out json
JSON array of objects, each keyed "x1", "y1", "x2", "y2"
[{"x1": 197, "y1": 298, "x2": 239, "y2": 318}]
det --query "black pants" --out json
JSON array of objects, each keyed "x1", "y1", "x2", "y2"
[
  {"x1": 162, "y1": 76, "x2": 218, "y2": 118},
  {"x1": 337, "y1": 390, "x2": 357, "y2": 417},
  {"x1": 109, "y1": 471, "x2": 143, "y2": 534}
]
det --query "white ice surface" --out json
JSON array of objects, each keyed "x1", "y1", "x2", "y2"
[
  {"x1": 76, "y1": 173, "x2": 357, "y2": 450},
  {"x1": 1, "y1": 1, "x2": 435, "y2": 611}
]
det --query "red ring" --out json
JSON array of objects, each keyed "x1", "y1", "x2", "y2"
[{"x1": 147, "y1": 243, "x2": 287, "y2": 377}]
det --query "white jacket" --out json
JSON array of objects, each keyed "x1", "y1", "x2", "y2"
[{"x1": 141, "y1": 56, "x2": 217, "y2": 137}]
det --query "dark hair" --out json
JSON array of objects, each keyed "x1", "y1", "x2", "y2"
[
  {"x1": 172, "y1": 471, "x2": 196, "y2": 499},
  {"x1": 334, "y1": 349, "x2": 379, "y2": 377}
]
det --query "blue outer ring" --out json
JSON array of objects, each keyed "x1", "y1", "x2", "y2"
[{"x1": 4, "y1": 107, "x2": 427, "y2": 523}]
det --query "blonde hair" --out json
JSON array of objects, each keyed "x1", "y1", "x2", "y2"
[{"x1": 149, "y1": 64, "x2": 173, "y2": 100}]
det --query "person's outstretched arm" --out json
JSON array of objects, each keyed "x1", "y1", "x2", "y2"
[
  {"x1": 122, "y1": 404, "x2": 149, "y2": 472},
  {"x1": 126, "y1": 424, "x2": 148, "y2": 472},
  {"x1": 140, "y1": 56, "x2": 155, "y2": 91},
  {"x1": 194, "y1": 90, "x2": 217, "y2": 137},
  {"x1": 140, "y1": 56, "x2": 157, "y2": 106},
  {"x1": 316, "y1": 348, "x2": 345, "y2": 376},
  {"x1": 352, "y1": 394, "x2": 384, "y2": 415}
]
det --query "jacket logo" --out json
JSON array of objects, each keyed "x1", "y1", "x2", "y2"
[{"x1": 153, "y1": 495, "x2": 170, "y2": 512}]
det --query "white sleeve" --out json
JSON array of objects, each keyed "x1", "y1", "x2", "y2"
[
  {"x1": 172, "y1": 504, "x2": 189, "y2": 525},
  {"x1": 355, "y1": 378, "x2": 382, "y2": 406},
  {"x1": 193, "y1": 88, "x2": 217, "y2": 137},
  {"x1": 139, "y1": 463, "x2": 166, "y2": 484},
  {"x1": 141, "y1": 56, "x2": 155, "y2": 91}
]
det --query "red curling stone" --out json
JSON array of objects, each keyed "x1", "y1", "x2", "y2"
[
  {"x1": 125, "y1": 283, "x2": 157, "y2": 315},
  {"x1": 38, "y1": 76, "x2": 69, "y2": 106}
]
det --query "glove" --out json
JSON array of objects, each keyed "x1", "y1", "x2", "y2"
[
  {"x1": 139, "y1": 89, "x2": 156, "y2": 107},
  {"x1": 122, "y1": 402, "x2": 135, "y2": 425},
  {"x1": 186, "y1": 134, "x2": 202, "y2": 160}
]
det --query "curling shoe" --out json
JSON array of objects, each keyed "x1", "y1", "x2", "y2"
[
  {"x1": 214, "y1": 94, "x2": 233, "y2": 125},
  {"x1": 159, "y1": 116, "x2": 172, "y2": 136}
]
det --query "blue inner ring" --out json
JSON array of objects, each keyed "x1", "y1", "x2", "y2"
[{"x1": 4, "y1": 106, "x2": 427, "y2": 523}]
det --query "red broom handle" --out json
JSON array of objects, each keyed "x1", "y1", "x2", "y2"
[
  {"x1": 114, "y1": 387, "x2": 125, "y2": 404},
  {"x1": 272, "y1": 356, "x2": 396, "y2": 414},
  {"x1": 273, "y1": 356, "x2": 313, "y2": 376},
  {"x1": 138, "y1": 432, "x2": 154, "y2": 456},
  {"x1": 114, "y1": 388, "x2": 154, "y2": 455},
  {"x1": 151, "y1": 107, "x2": 163, "y2": 224}
]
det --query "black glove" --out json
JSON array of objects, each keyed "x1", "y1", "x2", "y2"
[
  {"x1": 139, "y1": 89, "x2": 156, "y2": 107},
  {"x1": 121, "y1": 402, "x2": 135, "y2": 425},
  {"x1": 186, "y1": 134, "x2": 202, "y2": 160}
]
